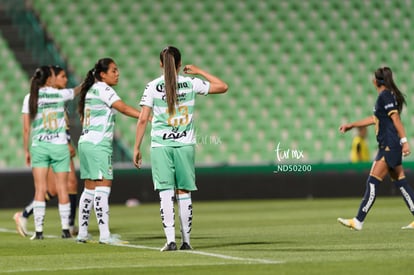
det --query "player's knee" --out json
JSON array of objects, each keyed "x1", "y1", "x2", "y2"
[
  {"x1": 394, "y1": 177, "x2": 407, "y2": 188},
  {"x1": 367, "y1": 175, "x2": 382, "y2": 186}
]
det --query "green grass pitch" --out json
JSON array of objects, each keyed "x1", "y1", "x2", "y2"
[{"x1": 0, "y1": 197, "x2": 413, "y2": 274}]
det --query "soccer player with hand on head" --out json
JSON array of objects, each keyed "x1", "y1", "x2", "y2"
[{"x1": 133, "y1": 46, "x2": 228, "y2": 251}]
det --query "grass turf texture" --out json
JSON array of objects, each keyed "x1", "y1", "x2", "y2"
[{"x1": 0, "y1": 197, "x2": 413, "y2": 274}]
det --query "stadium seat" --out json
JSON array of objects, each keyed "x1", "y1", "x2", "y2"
[
  {"x1": 0, "y1": 0, "x2": 410, "y2": 167},
  {"x1": 0, "y1": 35, "x2": 29, "y2": 167}
]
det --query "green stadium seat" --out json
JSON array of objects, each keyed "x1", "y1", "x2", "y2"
[
  {"x1": 0, "y1": 34, "x2": 29, "y2": 167},
  {"x1": 0, "y1": 0, "x2": 403, "y2": 167}
]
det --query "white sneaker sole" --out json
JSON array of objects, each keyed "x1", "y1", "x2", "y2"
[
  {"x1": 13, "y1": 213, "x2": 27, "y2": 237},
  {"x1": 401, "y1": 225, "x2": 414, "y2": 229}
]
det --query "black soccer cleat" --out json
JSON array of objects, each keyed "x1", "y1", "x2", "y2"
[
  {"x1": 179, "y1": 242, "x2": 193, "y2": 250},
  {"x1": 30, "y1": 231, "x2": 44, "y2": 240},
  {"x1": 61, "y1": 229, "x2": 72, "y2": 239}
]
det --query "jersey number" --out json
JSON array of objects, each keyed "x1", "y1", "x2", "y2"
[
  {"x1": 167, "y1": 106, "x2": 189, "y2": 127},
  {"x1": 42, "y1": 111, "x2": 58, "y2": 131},
  {"x1": 84, "y1": 108, "x2": 91, "y2": 127}
]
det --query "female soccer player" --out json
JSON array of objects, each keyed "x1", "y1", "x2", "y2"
[
  {"x1": 24, "y1": 66, "x2": 81, "y2": 240},
  {"x1": 133, "y1": 46, "x2": 228, "y2": 251},
  {"x1": 51, "y1": 65, "x2": 79, "y2": 235},
  {"x1": 338, "y1": 67, "x2": 414, "y2": 230},
  {"x1": 76, "y1": 58, "x2": 140, "y2": 244},
  {"x1": 14, "y1": 66, "x2": 79, "y2": 238}
]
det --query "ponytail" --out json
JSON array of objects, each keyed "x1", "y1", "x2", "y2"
[
  {"x1": 78, "y1": 69, "x2": 95, "y2": 123},
  {"x1": 160, "y1": 46, "x2": 181, "y2": 115},
  {"x1": 375, "y1": 67, "x2": 406, "y2": 113},
  {"x1": 163, "y1": 52, "x2": 178, "y2": 115},
  {"x1": 29, "y1": 66, "x2": 52, "y2": 120}
]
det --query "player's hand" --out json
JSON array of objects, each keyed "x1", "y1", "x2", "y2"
[
  {"x1": 68, "y1": 143, "x2": 76, "y2": 158},
  {"x1": 25, "y1": 150, "x2": 31, "y2": 167},
  {"x1": 183, "y1": 64, "x2": 201, "y2": 75},
  {"x1": 402, "y1": 142, "x2": 410, "y2": 157},
  {"x1": 339, "y1": 123, "x2": 353, "y2": 133},
  {"x1": 133, "y1": 149, "x2": 142, "y2": 169}
]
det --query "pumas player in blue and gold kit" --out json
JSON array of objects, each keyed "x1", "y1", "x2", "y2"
[{"x1": 338, "y1": 67, "x2": 414, "y2": 230}]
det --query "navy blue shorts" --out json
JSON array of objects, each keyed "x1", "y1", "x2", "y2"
[{"x1": 375, "y1": 146, "x2": 402, "y2": 169}]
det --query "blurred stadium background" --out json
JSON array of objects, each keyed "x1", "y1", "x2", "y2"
[{"x1": 1, "y1": 0, "x2": 414, "y2": 205}]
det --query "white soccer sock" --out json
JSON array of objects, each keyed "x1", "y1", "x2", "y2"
[
  {"x1": 33, "y1": 200, "x2": 46, "y2": 233},
  {"x1": 159, "y1": 190, "x2": 175, "y2": 244},
  {"x1": 58, "y1": 203, "x2": 71, "y2": 230},
  {"x1": 77, "y1": 188, "x2": 94, "y2": 239},
  {"x1": 94, "y1": 186, "x2": 111, "y2": 241},
  {"x1": 177, "y1": 193, "x2": 192, "y2": 244}
]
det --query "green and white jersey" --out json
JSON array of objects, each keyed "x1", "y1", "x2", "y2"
[
  {"x1": 140, "y1": 75, "x2": 210, "y2": 147},
  {"x1": 78, "y1": 81, "x2": 121, "y2": 147},
  {"x1": 21, "y1": 87, "x2": 74, "y2": 146}
]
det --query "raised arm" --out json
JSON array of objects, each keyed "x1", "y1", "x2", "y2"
[
  {"x1": 73, "y1": 85, "x2": 82, "y2": 96},
  {"x1": 112, "y1": 100, "x2": 141, "y2": 119},
  {"x1": 183, "y1": 64, "x2": 228, "y2": 94},
  {"x1": 339, "y1": 116, "x2": 375, "y2": 133}
]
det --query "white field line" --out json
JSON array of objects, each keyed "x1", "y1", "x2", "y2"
[
  {"x1": 0, "y1": 227, "x2": 285, "y2": 268},
  {"x1": 0, "y1": 262, "x2": 249, "y2": 273},
  {"x1": 113, "y1": 242, "x2": 284, "y2": 264}
]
